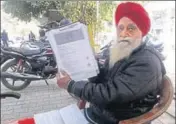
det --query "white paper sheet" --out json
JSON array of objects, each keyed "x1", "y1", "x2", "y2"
[
  {"x1": 34, "y1": 104, "x2": 89, "y2": 124},
  {"x1": 34, "y1": 110, "x2": 65, "y2": 124},
  {"x1": 46, "y1": 22, "x2": 99, "y2": 81},
  {"x1": 59, "y1": 104, "x2": 89, "y2": 124}
]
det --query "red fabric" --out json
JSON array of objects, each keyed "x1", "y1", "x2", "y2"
[
  {"x1": 115, "y1": 2, "x2": 151, "y2": 36},
  {"x1": 18, "y1": 118, "x2": 35, "y2": 124}
]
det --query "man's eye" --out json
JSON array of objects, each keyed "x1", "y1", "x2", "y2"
[
  {"x1": 127, "y1": 24, "x2": 137, "y2": 32},
  {"x1": 118, "y1": 25, "x2": 124, "y2": 31},
  {"x1": 128, "y1": 27, "x2": 136, "y2": 32},
  {"x1": 129, "y1": 28, "x2": 133, "y2": 31},
  {"x1": 119, "y1": 28, "x2": 123, "y2": 31}
]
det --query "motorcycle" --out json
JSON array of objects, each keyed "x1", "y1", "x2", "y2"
[
  {"x1": 1, "y1": 43, "x2": 57, "y2": 91},
  {"x1": 1, "y1": 19, "x2": 74, "y2": 91}
]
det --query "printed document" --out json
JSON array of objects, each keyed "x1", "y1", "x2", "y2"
[
  {"x1": 34, "y1": 104, "x2": 89, "y2": 124},
  {"x1": 46, "y1": 22, "x2": 99, "y2": 81}
]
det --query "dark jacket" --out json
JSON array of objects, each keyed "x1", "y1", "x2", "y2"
[{"x1": 67, "y1": 42, "x2": 166, "y2": 124}]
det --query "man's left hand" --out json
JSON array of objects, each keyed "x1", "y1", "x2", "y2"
[{"x1": 57, "y1": 70, "x2": 72, "y2": 89}]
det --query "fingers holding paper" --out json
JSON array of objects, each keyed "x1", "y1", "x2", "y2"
[{"x1": 57, "y1": 70, "x2": 72, "y2": 89}]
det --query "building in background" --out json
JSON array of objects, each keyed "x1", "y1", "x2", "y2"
[{"x1": 145, "y1": 1, "x2": 175, "y2": 51}]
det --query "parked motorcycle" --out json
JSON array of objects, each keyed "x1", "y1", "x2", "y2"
[
  {"x1": 1, "y1": 41, "x2": 56, "y2": 91},
  {"x1": 1, "y1": 18, "x2": 74, "y2": 91}
]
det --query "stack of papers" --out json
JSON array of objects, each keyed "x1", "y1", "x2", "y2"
[
  {"x1": 46, "y1": 22, "x2": 99, "y2": 81},
  {"x1": 34, "y1": 104, "x2": 89, "y2": 124}
]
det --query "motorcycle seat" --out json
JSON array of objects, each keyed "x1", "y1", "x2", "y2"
[
  {"x1": 21, "y1": 48, "x2": 42, "y2": 56},
  {"x1": 5, "y1": 47, "x2": 42, "y2": 56}
]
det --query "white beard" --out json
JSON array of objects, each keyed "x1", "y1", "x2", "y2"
[{"x1": 109, "y1": 37, "x2": 141, "y2": 69}]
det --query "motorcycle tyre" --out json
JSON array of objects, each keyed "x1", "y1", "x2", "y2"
[{"x1": 1, "y1": 59, "x2": 31, "y2": 91}]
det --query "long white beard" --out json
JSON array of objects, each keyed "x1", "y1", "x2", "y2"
[{"x1": 109, "y1": 37, "x2": 141, "y2": 69}]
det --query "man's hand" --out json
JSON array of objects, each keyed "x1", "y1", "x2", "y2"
[{"x1": 57, "y1": 70, "x2": 72, "y2": 89}]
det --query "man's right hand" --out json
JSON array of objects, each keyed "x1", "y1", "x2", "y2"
[{"x1": 77, "y1": 100, "x2": 86, "y2": 109}]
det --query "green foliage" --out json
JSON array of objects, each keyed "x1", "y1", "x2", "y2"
[
  {"x1": 2, "y1": 1, "x2": 114, "y2": 34},
  {"x1": 99, "y1": 1, "x2": 116, "y2": 22}
]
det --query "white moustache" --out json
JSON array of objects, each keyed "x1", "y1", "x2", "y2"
[{"x1": 118, "y1": 37, "x2": 133, "y2": 44}]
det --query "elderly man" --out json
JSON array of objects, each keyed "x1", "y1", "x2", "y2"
[{"x1": 57, "y1": 2, "x2": 166, "y2": 124}]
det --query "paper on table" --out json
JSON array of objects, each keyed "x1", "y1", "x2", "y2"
[
  {"x1": 34, "y1": 110, "x2": 65, "y2": 124},
  {"x1": 59, "y1": 104, "x2": 89, "y2": 124},
  {"x1": 34, "y1": 104, "x2": 89, "y2": 124},
  {"x1": 46, "y1": 22, "x2": 99, "y2": 81}
]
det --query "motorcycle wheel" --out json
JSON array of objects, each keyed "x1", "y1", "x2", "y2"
[
  {"x1": 1, "y1": 59, "x2": 31, "y2": 91},
  {"x1": 0, "y1": 56, "x2": 11, "y2": 66}
]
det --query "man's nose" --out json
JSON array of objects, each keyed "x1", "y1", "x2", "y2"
[{"x1": 120, "y1": 29, "x2": 129, "y2": 38}]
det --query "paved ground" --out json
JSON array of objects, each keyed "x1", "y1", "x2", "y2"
[
  {"x1": 1, "y1": 50, "x2": 175, "y2": 124},
  {"x1": 1, "y1": 79, "x2": 77, "y2": 124}
]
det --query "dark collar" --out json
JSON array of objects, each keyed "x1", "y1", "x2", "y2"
[{"x1": 131, "y1": 41, "x2": 147, "y2": 55}]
